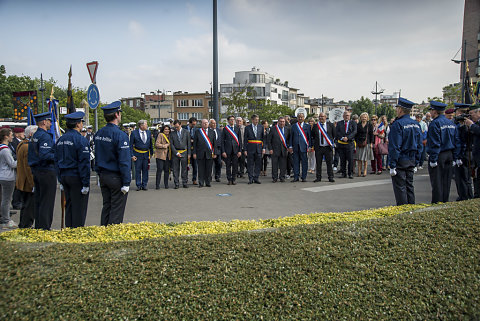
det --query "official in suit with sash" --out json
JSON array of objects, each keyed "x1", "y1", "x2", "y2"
[
  {"x1": 335, "y1": 111, "x2": 357, "y2": 179},
  {"x1": 243, "y1": 114, "x2": 265, "y2": 184},
  {"x1": 311, "y1": 112, "x2": 336, "y2": 183},
  {"x1": 288, "y1": 113, "x2": 311, "y2": 182},
  {"x1": 193, "y1": 119, "x2": 216, "y2": 187},
  {"x1": 130, "y1": 120, "x2": 153, "y2": 191},
  {"x1": 267, "y1": 116, "x2": 291, "y2": 182},
  {"x1": 171, "y1": 120, "x2": 191, "y2": 189},
  {"x1": 221, "y1": 115, "x2": 242, "y2": 185}
]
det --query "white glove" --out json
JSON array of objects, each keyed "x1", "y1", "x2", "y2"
[
  {"x1": 413, "y1": 167, "x2": 417, "y2": 173},
  {"x1": 32, "y1": 187, "x2": 35, "y2": 193},
  {"x1": 456, "y1": 159, "x2": 463, "y2": 167},
  {"x1": 390, "y1": 168, "x2": 397, "y2": 176},
  {"x1": 452, "y1": 161, "x2": 456, "y2": 166},
  {"x1": 59, "y1": 184, "x2": 64, "y2": 191},
  {"x1": 121, "y1": 186, "x2": 130, "y2": 194},
  {"x1": 81, "y1": 187, "x2": 89, "y2": 195},
  {"x1": 429, "y1": 162, "x2": 438, "y2": 168}
]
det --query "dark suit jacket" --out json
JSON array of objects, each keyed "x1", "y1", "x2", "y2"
[
  {"x1": 311, "y1": 122, "x2": 335, "y2": 149},
  {"x1": 194, "y1": 128, "x2": 216, "y2": 159},
  {"x1": 221, "y1": 125, "x2": 242, "y2": 155},
  {"x1": 130, "y1": 129, "x2": 153, "y2": 156},
  {"x1": 289, "y1": 122, "x2": 311, "y2": 152},
  {"x1": 335, "y1": 120, "x2": 357, "y2": 145},
  {"x1": 243, "y1": 124, "x2": 265, "y2": 154},
  {"x1": 209, "y1": 128, "x2": 222, "y2": 155},
  {"x1": 170, "y1": 128, "x2": 191, "y2": 156},
  {"x1": 268, "y1": 125, "x2": 290, "y2": 157}
]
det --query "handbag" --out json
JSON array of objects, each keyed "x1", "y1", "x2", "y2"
[
  {"x1": 357, "y1": 139, "x2": 367, "y2": 148},
  {"x1": 377, "y1": 142, "x2": 388, "y2": 155}
]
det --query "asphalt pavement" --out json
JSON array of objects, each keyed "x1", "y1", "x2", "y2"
[{"x1": 26, "y1": 162, "x2": 459, "y2": 230}]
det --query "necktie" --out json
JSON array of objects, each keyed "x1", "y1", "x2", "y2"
[
  {"x1": 177, "y1": 129, "x2": 181, "y2": 140},
  {"x1": 253, "y1": 125, "x2": 257, "y2": 138},
  {"x1": 345, "y1": 121, "x2": 348, "y2": 133},
  {"x1": 321, "y1": 124, "x2": 325, "y2": 145},
  {"x1": 141, "y1": 131, "x2": 146, "y2": 144}
]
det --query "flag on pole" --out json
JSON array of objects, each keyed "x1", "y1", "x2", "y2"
[
  {"x1": 46, "y1": 98, "x2": 61, "y2": 143},
  {"x1": 27, "y1": 106, "x2": 36, "y2": 126},
  {"x1": 464, "y1": 61, "x2": 475, "y2": 104}
]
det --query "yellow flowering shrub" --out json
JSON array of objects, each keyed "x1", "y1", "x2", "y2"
[{"x1": 0, "y1": 204, "x2": 430, "y2": 243}]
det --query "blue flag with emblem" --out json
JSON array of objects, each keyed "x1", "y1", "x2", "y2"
[{"x1": 46, "y1": 98, "x2": 61, "y2": 143}]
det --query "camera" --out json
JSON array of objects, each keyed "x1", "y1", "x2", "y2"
[{"x1": 454, "y1": 114, "x2": 470, "y2": 122}]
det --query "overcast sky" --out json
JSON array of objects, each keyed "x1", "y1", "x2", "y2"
[{"x1": 0, "y1": 0, "x2": 465, "y2": 104}]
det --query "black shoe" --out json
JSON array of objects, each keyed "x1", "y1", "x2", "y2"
[
  {"x1": 340, "y1": 174, "x2": 347, "y2": 178},
  {"x1": 240, "y1": 174, "x2": 245, "y2": 178},
  {"x1": 206, "y1": 183, "x2": 211, "y2": 187},
  {"x1": 215, "y1": 178, "x2": 221, "y2": 182},
  {"x1": 291, "y1": 179, "x2": 299, "y2": 183},
  {"x1": 155, "y1": 186, "x2": 160, "y2": 190},
  {"x1": 348, "y1": 175, "x2": 353, "y2": 179},
  {"x1": 254, "y1": 180, "x2": 261, "y2": 184},
  {"x1": 142, "y1": 187, "x2": 148, "y2": 191},
  {"x1": 248, "y1": 180, "x2": 253, "y2": 184},
  {"x1": 174, "y1": 185, "x2": 179, "y2": 189},
  {"x1": 165, "y1": 186, "x2": 169, "y2": 189},
  {"x1": 198, "y1": 184, "x2": 203, "y2": 188},
  {"x1": 329, "y1": 178, "x2": 335, "y2": 183},
  {"x1": 183, "y1": 184, "x2": 188, "y2": 188},
  {"x1": 280, "y1": 178, "x2": 285, "y2": 182},
  {"x1": 272, "y1": 179, "x2": 277, "y2": 183},
  {"x1": 232, "y1": 180, "x2": 237, "y2": 185},
  {"x1": 301, "y1": 178, "x2": 307, "y2": 182},
  {"x1": 136, "y1": 187, "x2": 141, "y2": 191},
  {"x1": 313, "y1": 178, "x2": 321, "y2": 182}
]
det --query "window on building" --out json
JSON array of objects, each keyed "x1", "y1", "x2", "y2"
[
  {"x1": 278, "y1": 93, "x2": 281, "y2": 99},
  {"x1": 271, "y1": 87, "x2": 277, "y2": 93},
  {"x1": 254, "y1": 87, "x2": 265, "y2": 97},
  {"x1": 129, "y1": 100, "x2": 133, "y2": 107},
  {"x1": 136, "y1": 99, "x2": 141, "y2": 106},
  {"x1": 282, "y1": 102, "x2": 288, "y2": 106},
  {"x1": 191, "y1": 112, "x2": 203, "y2": 119},
  {"x1": 221, "y1": 87, "x2": 232, "y2": 93},
  {"x1": 177, "y1": 99, "x2": 188, "y2": 107},
  {"x1": 192, "y1": 99, "x2": 203, "y2": 107},
  {"x1": 290, "y1": 93, "x2": 296, "y2": 100},
  {"x1": 178, "y1": 113, "x2": 189, "y2": 120},
  {"x1": 282, "y1": 90, "x2": 288, "y2": 100},
  {"x1": 249, "y1": 74, "x2": 265, "y2": 83}
]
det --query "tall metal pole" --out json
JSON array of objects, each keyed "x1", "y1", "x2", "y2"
[
  {"x1": 461, "y1": 40, "x2": 466, "y2": 103},
  {"x1": 213, "y1": 0, "x2": 219, "y2": 122},
  {"x1": 40, "y1": 73, "x2": 45, "y2": 113}
]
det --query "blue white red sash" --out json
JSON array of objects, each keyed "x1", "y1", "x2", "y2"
[
  {"x1": 317, "y1": 123, "x2": 333, "y2": 147},
  {"x1": 225, "y1": 125, "x2": 239, "y2": 146},
  {"x1": 200, "y1": 128, "x2": 213, "y2": 152},
  {"x1": 297, "y1": 122, "x2": 309, "y2": 146},
  {"x1": 0, "y1": 144, "x2": 8, "y2": 151},
  {"x1": 275, "y1": 125, "x2": 287, "y2": 149}
]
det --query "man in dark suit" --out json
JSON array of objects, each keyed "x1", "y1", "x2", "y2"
[
  {"x1": 170, "y1": 120, "x2": 191, "y2": 189},
  {"x1": 130, "y1": 120, "x2": 153, "y2": 190},
  {"x1": 186, "y1": 117, "x2": 198, "y2": 185},
  {"x1": 288, "y1": 112, "x2": 311, "y2": 182},
  {"x1": 243, "y1": 114, "x2": 265, "y2": 184},
  {"x1": 236, "y1": 117, "x2": 246, "y2": 178},
  {"x1": 268, "y1": 116, "x2": 291, "y2": 182},
  {"x1": 193, "y1": 119, "x2": 217, "y2": 187},
  {"x1": 311, "y1": 112, "x2": 335, "y2": 183},
  {"x1": 222, "y1": 115, "x2": 242, "y2": 185},
  {"x1": 209, "y1": 119, "x2": 222, "y2": 182},
  {"x1": 335, "y1": 111, "x2": 357, "y2": 179}
]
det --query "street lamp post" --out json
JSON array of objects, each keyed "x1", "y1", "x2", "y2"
[{"x1": 371, "y1": 81, "x2": 384, "y2": 116}]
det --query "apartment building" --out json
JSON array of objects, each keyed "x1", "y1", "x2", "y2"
[{"x1": 173, "y1": 91, "x2": 211, "y2": 126}]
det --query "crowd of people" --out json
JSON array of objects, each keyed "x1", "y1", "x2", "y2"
[{"x1": 1, "y1": 98, "x2": 479, "y2": 230}]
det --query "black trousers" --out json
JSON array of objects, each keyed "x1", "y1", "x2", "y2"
[
  {"x1": 63, "y1": 176, "x2": 89, "y2": 228},
  {"x1": 247, "y1": 151, "x2": 262, "y2": 180},
  {"x1": 99, "y1": 172, "x2": 128, "y2": 226},
  {"x1": 262, "y1": 154, "x2": 269, "y2": 172},
  {"x1": 172, "y1": 155, "x2": 188, "y2": 186},
  {"x1": 271, "y1": 153, "x2": 287, "y2": 180},
  {"x1": 11, "y1": 188, "x2": 23, "y2": 210},
  {"x1": 454, "y1": 162, "x2": 473, "y2": 201},
  {"x1": 337, "y1": 145, "x2": 354, "y2": 176},
  {"x1": 333, "y1": 148, "x2": 339, "y2": 168},
  {"x1": 33, "y1": 169, "x2": 56, "y2": 230},
  {"x1": 224, "y1": 153, "x2": 239, "y2": 182},
  {"x1": 315, "y1": 146, "x2": 334, "y2": 179},
  {"x1": 18, "y1": 191, "x2": 35, "y2": 228},
  {"x1": 391, "y1": 159, "x2": 416, "y2": 205},
  {"x1": 238, "y1": 153, "x2": 246, "y2": 175},
  {"x1": 156, "y1": 158, "x2": 170, "y2": 188},
  {"x1": 428, "y1": 150, "x2": 453, "y2": 204},
  {"x1": 286, "y1": 152, "x2": 293, "y2": 175},
  {"x1": 190, "y1": 156, "x2": 198, "y2": 181},
  {"x1": 213, "y1": 154, "x2": 222, "y2": 180},
  {"x1": 197, "y1": 158, "x2": 213, "y2": 186}
]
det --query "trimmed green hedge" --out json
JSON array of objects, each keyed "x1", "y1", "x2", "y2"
[{"x1": 0, "y1": 200, "x2": 479, "y2": 320}]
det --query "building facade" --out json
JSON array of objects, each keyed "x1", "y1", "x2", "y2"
[
  {"x1": 143, "y1": 92, "x2": 174, "y2": 124},
  {"x1": 461, "y1": 0, "x2": 480, "y2": 83},
  {"x1": 380, "y1": 92, "x2": 400, "y2": 107},
  {"x1": 120, "y1": 96, "x2": 144, "y2": 111},
  {"x1": 173, "y1": 91, "x2": 210, "y2": 126}
]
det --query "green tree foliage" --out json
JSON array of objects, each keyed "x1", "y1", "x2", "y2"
[
  {"x1": 0, "y1": 65, "x2": 36, "y2": 118},
  {"x1": 351, "y1": 96, "x2": 395, "y2": 120},
  {"x1": 221, "y1": 84, "x2": 253, "y2": 119},
  {"x1": 255, "y1": 100, "x2": 292, "y2": 123},
  {"x1": 442, "y1": 83, "x2": 461, "y2": 106}
]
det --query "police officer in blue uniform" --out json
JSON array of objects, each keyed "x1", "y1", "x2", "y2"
[
  {"x1": 388, "y1": 98, "x2": 423, "y2": 205},
  {"x1": 465, "y1": 103, "x2": 480, "y2": 198},
  {"x1": 130, "y1": 120, "x2": 153, "y2": 191},
  {"x1": 426, "y1": 101, "x2": 460, "y2": 204},
  {"x1": 94, "y1": 101, "x2": 131, "y2": 225},
  {"x1": 453, "y1": 103, "x2": 474, "y2": 200},
  {"x1": 54, "y1": 111, "x2": 91, "y2": 228},
  {"x1": 28, "y1": 112, "x2": 57, "y2": 230}
]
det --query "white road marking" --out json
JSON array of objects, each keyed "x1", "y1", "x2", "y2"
[{"x1": 302, "y1": 179, "x2": 392, "y2": 193}]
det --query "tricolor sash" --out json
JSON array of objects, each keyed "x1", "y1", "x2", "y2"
[
  {"x1": 297, "y1": 122, "x2": 309, "y2": 146},
  {"x1": 275, "y1": 125, "x2": 287, "y2": 149},
  {"x1": 200, "y1": 128, "x2": 213, "y2": 152},
  {"x1": 225, "y1": 125, "x2": 239, "y2": 146},
  {"x1": 317, "y1": 123, "x2": 333, "y2": 147},
  {"x1": 0, "y1": 144, "x2": 8, "y2": 151}
]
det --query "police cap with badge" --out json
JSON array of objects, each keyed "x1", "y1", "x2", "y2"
[
  {"x1": 396, "y1": 97, "x2": 415, "y2": 109},
  {"x1": 428, "y1": 101, "x2": 447, "y2": 111},
  {"x1": 101, "y1": 101, "x2": 122, "y2": 114},
  {"x1": 33, "y1": 112, "x2": 52, "y2": 122},
  {"x1": 65, "y1": 111, "x2": 85, "y2": 124}
]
